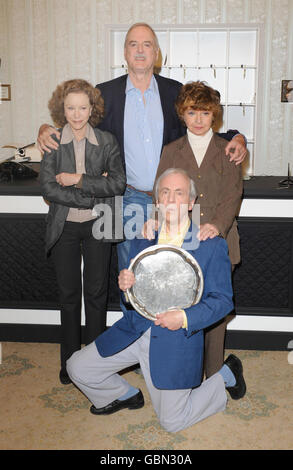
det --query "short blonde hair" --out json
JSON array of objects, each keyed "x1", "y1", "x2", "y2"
[{"x1": 48, "y1": 79, "x2": 104, "y2": 128}]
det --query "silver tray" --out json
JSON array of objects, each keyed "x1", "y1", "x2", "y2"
[{"x1": 126, "y1": 244, "x2": 204, "y2": 321}]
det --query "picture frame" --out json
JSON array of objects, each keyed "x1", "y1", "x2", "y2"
[
  {"x1": 281, "y1": 80, "x2": 293, "y2": 103},
  {"x1": 0, "y1": 84, "x2": 11, "y2": 101}
]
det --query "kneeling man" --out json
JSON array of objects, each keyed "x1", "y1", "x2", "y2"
[{"x1": 67, "y1": 168, "x2": 246, "y2": 433}]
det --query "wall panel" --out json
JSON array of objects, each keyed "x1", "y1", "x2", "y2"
[{"x1": 0, "y1": 0, "x2": 292, "y2": 175}]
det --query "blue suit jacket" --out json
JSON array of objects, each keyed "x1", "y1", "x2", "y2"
[{"x1": 96, "y1": 224, "x2": 234, "y2": 390}]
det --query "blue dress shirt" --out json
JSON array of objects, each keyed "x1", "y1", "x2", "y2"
[{"x1": 123, "y1": 75, "x2": 164, "y2": 191}]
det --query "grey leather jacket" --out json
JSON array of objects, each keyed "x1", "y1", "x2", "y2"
[{"x1": 40, "y1": 127, "x2": 126, "y2": 255}]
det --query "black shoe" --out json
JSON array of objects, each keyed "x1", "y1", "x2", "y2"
[
  {"x1": 59, "y1": 368, "x2": 72, "y2": 385},
  {"x1": 90, "y1": 390, "x2": 144, "y2": 415},
  {"x1": 224, "y1": 354, "x2": 246, "y2": 400}
]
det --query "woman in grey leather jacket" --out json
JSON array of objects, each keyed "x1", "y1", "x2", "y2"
[{"x1": 40, "y1": 79, "x2": 126, "y2": 384}]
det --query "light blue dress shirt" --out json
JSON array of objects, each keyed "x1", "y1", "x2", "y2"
[{"x1": 123, "y1": 75, "x2": 164, "y2": 191}]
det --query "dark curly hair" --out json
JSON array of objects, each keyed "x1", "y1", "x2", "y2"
[
  {"x1": 175, "y1": 81, "x2": 222, "y2": 127},
  {"x1": 48, "y1": 79, "x2": 104, "y2": 128}
]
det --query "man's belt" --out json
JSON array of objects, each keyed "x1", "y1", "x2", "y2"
[{"x1": 126, "y1": 184, "x2": 153, "y2": 197}]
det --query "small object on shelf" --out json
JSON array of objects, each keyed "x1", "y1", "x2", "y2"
[
  {"x1": 1, "y1": 143, "x2": 41, "y2": 163},
  {"x1": 278, "y1": 164, "x2": 293, "y2": 188},
  {"x1": 241, "y1": 64, "x2": 247, "y2": 79}
]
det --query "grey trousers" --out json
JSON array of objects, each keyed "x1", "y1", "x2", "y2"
[{"x1": 67, "y1": 328, "x2": 227, "y2": 433}]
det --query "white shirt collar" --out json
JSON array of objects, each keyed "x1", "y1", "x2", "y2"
[
  {"x1": 60, "y1": 123, "x2": 99, "y2": 146},
  {"x1": 125, "y1": 74, "x2": 157, "y2": 95}
]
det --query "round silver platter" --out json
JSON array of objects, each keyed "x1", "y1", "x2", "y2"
[{"x1": 126, "y1": 244, "x2": 204, "y2": 321}]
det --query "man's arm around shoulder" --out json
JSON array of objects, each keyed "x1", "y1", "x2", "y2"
[{"x1": 37, "y1": 124, "x2": 60, "y2": 154}]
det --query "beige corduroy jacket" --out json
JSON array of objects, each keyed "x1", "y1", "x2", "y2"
[{"x1": 154, "y1": 133, "x2": 243, "y2": 265}]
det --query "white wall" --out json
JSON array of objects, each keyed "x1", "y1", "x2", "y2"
[{"x1": 0, "y1": 0, "x2": 293, "y2": 175}]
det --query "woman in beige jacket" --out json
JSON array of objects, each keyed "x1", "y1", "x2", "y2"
[{"x1": 154, "y1": 81, "x2": 243, "y2": 378}]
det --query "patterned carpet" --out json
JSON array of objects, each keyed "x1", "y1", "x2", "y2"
[{"x1": 1, "y1": 341, "x2": 293, "y2": 451}]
